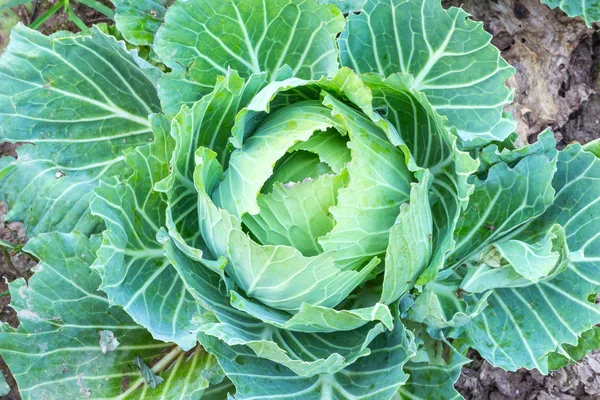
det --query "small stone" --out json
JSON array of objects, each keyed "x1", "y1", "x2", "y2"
[{"x1": 586, "y1": 357, "x2": 600, "y2": 375}]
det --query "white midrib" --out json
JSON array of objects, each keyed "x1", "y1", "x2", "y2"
[
  {"x1": 50, "y1": 86, "x2": 151, "y2": 127},
  {"x1": 231, "y1": 0, "x2": 261, "y2": 73},
  {"x1": 411, "y1": 13, "x2": 459, "y2": 89},
  {"x1": 0, "y1": 69, "x2": 151, "y2": 128},
  {"x1": 18, "y1": 34, "x2": 152, "y2": 128},
  {"x1": 22, "y1": 128, "x2": 151, "y2": 143}
]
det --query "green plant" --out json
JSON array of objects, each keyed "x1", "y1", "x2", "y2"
[
  {"x1": 0, "y1": 0, "x2": 599, "y2": 398},
  {"x1": 0, "y1": 0, "x2": 114, "y2": 32}
]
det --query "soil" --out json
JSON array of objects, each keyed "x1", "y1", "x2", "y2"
[
  {"x1": 457, "y1": 350, "x2": 600, "y2": 400},
  {"x1": 31, "y1": 0, "x2": 112, "y2": 35},
  {"x1": 1, "y1": 0, "x2": 600, "y2": 399}
]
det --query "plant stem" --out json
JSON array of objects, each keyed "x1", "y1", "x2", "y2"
[
  {"x1": 29, "y1": 0, "x2": 63, "y2": 29},
  {"x1": 65, "y1": 1, "x2": 89, "y2": 31},
  {"x1": 76, "y1": 0, "x2": 113, "y2": 19}
]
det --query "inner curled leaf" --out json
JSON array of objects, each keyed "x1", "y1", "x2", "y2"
[
  {"x1": 211, "y1": 101, "x2": 354, "y2": 257},
  {"x1": 134, "y1": 356, "x2": 165, "y2": 390}
]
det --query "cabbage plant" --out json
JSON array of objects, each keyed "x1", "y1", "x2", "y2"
[{"x1": 0, "y1": 0, "x2": 599, "y2": 398}]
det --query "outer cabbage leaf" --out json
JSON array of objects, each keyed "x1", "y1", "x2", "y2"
[
  {"x1": 199, "y1": 311, "x2": 416, "y2": 400},
  {"x1": 407, "y1": 276, "x2": 490, "y2": 331},
  {"x1": 459, "y1": 224, "x2": 569, "y2": 293},
  {"x1": 455, "y1": 145, "x2": 600, "y2": 374},
  {"x1": 90, "y1": 115, "x2": 202, "y2": 349},
  {"x1": 0, "y1": 25, "x2": 160, "y2": 236},
  {"x1": 0, "y1": 232, "x2": 222, "y2": 399},
  {"x1": 162, "y1": 231, "x2": 389, "y2": 376},
  {"x1": 153, "y1": 0, "x2": 345, "y2": 115},
  {"x1": 113, "y1": 0, "x2": 174, "y2": 45},
  {"x1": 477, "y1": 128, "x2": 557, "y2": 171},
  {"x1": 398, "y1": 339, "x2": 469, "y2": 400},
  {"x1": 339, "y1": 0, "x2": 515, "y2": 142},
  {"x1": 157, "y1": 68, "x2": 219, "y2": 118},
  {"x1": 449, "y1": 153, "x2": 557, "y2": 266},
  {"x1": 404, "y1": 138, "x2": 561, "y2": 332},
  {"x1": 541, "y1": 0, "x2": 600, "y2": 27},
  {"x1": 548, "y1": 327, "x2": 600, "y2": 370},
  {"x1": 154, "y1": 0, "x2": 344, "y2": 80},
  {"x1": 413, "y1": 133, "x2": 561, "y2": 338},
  {"x1": 362, "y1": 73, "x2": 478, "y2": 288}
]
